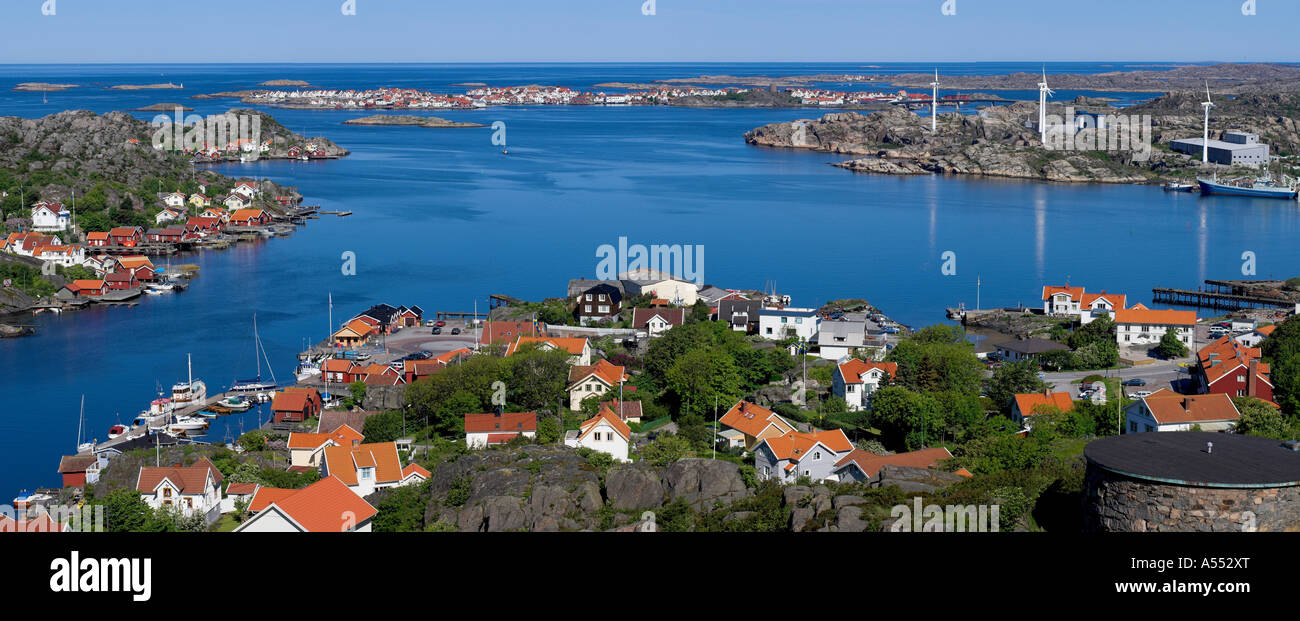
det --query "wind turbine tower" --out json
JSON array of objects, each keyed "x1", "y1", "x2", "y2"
[
  {"x1": 1201, "y1": 80, "x2": 1215, "y2": 164},
  {"x1": 930, "y1": 69, "x2": 940, "y2": 134},
  {"x1": 1037, "y1": 66, "x2": 1054, "y2": 143}
]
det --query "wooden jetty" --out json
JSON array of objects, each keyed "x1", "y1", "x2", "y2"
[{"x1": 1152, "y1": 281, "x2": 1296, "y2": 311}]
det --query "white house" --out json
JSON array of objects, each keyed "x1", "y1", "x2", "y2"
[
  {"x1": 234, "y1": 476, "x2": 376, "y2": 533},
  {"x1": 632, "y1": 307, "x2": 686, "y2": 338},
  {"x1": 564, "y1": 407, "x2": 631, "y2": 462},
  {"x1": 155, "y1": 207, "x2": 185, "y2": 225},
  {"x1": 1235, "y1": 324, "x2": 1275, "y2": 347},
  {"x1": 620, "y1": 270, "x2": 700, "y2": 306},
  {"x1": 320, "y1": 441, "x2": 410, "y2": 498},
  {"x1": 464, "y1": 411, "x2": 538, "y2": 448},
  {"x1": 1114, "y1": 306, "x2": 1196, "y2": 348},
  {"x1": 758, "y1": 307, "x2": 820, "y2": 341},
  {"x1": 34, "y1": 244, "x2": 84, "y2": 268},
  {"x1": 566, "y1": 359, "x2": 627, "y2": 410},
  {"x1": 221, "y1": 482, "x2": 259, "y2": 513},
  {"x1": 753, "y1": 429, "x2": 854, "y2": 484},
  {"x1": 1042, "y1": 285, "x2": 1084, "y2": 316},
  {"x1": 224, "y1": 194, "x2": 252, "y2": 210},
  {"x1": 30, "y1": 201, "x2": 70, "y2": 232},
  {"x1": 832, "y1": 359, "x2": 897, "y2": 411},
  {"x1": 1079, "y1": 291, "x2": 1127, "y2": 324},
  {"x1": 287, "y1": 425, "x2": 363, "y2": 469},
  {"x1": 817, "y1": 319, "x2": 867, "y2": 360},
  {"x1": 135, "y1": 458, "x2": 223, "y2": 521},
  {"x1": 233, "y1": 181, "x2": 259, "y2": 199},
  {"x1": 163, "y1": 192, "x2": 187, "y2": 208},
  {"x1": 1123, "y1": 390, "x2": 1241, "y2": 433}
]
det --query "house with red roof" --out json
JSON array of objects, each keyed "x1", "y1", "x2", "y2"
[
  {"x1": 331, "y1": 318, "x2": 375, "y2": 348},
  {"x1": 505, "y1": 336, "x2": 592, "y2": 366},
  {"x1": 234, "y1": 476, "x2": 377, "y2": 532},
  {"x1": 1115, "y1": 307, "x2": 1196, "y2": 348},
  {"x1": 63, "y1": 279, "x2": 106, "y2": 297},
  {"x1": 321, "y1": 441, "x2": 409, "y2": 497},
  {"x1": 599, "y1": 399, "x2": 643, "y2": 424},
  {"x1": 1042, "y1": 285, "x2": 1085, "y2": 316},
  {"x1": 717, "y1": 400, "x2": 798, "y2": 451},
  {"x1": 228, "y1": 208, "x2": 270, "y2": 227},
  {"x1": 753, "y1": 428, "x2": 854, "y2": 483},
  {"x1": 57, "y1": 454, "x2": 97, "y2": 487},
  {"x1": 135, "y1": 458, "x2": 224, "y2": 521},
  {"x1": 832, "y1": 359, "x2": 897, "y2": 411},
  {"x1": 323, "y1": 357, "x2": 364, "y2": 384},
  {"x1": 831, "y1": 447, "x2": 954, "y2": 484},
  {"x1": 1196, "y1": 336, "x2": 1273, "y2": 401},
  {"x1": 287, "y1": 425, "x2": 364, "y2": 469},
  {"x1": 108, "y1": 226, "x2": 143, "y2": 247},
  {"x1": 104, "y1": 270, "x2": 139, "y2": 291},
  {"x1": 566, "y1": 359, "x2": 627, "y2": 410},
  {"x1": 1010, "y1": 390, "x2": 1076, "y2": 424},
  {"x1": 1123, "y1": 390, "x2": 1241, "y2": 433},
  {"x1": 401, "y1": 463, "x2": 431, "y2": 485},
  {"x1": 271, "y1": 388, "x2": 322, "y2": 424},
  {"x1": 564, "y1": 407, "x2": 631, "y2": 461},
  {"x1": 632, "y1": 307, "x2": 686, "y2": 337},
  {"x1": 464, "y1": 411, "x2": 537, "y2": 448},
  {"x1": 221, "y1": 482, "x2": 260, "y2": 513},
  {"x1": 0, "y1": 513, "x2": 72, "y2": 532},
  {"x1": 478, "y1": 320, "x2": 543, "y2": 346}
]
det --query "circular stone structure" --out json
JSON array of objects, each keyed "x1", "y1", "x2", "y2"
[{"x1": 1083, "y1": 432, "x2": 1300, "y2": 532}]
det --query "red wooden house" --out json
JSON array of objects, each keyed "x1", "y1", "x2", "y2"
[
  {"x1": 86, "y1": 232, "x2": 110, "y2": 247},
  {"x1": 185, "y1": 216, "x2": 224, "y2": 235},
  {"x1": 104, "y1": 271, "x2": 139, "y2": 290},
  {"x1": 65, "y1": 279, "x2": 106, "y2": 297},
  {"x1": 229, "y1": 209, "x2": 270, "y2": 227},
  {"x1": 271, "y1": 388, "x2": 322, "y2": 424},
  {"x1": 58, "y1": 455, "x2": 96, "y2": 488},
  {"x1": 108, "y1": 226, "x2": 143, "y2": 247}
]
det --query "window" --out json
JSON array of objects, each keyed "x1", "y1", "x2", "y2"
[
  {"x1": 1129, "y1": 421, "x2": 1138, "y2": 432},
  {"x1": 847, "y1": 385, "x2": 855, "y2": 392},
  {"x1": 163, "y1": 488, "x2": 172, "y2": 498},
  {"x1": 1145, "y1": 425, "x2": 1154, "y2": 432},
  {"x1": 185, "y1": 498, "x2": 193, "y2": 509},
  {"x1": 586, "y1": 294, "x2": 592, "y2": 301},
  {"x1": 813, "y1": 451, "x2": 821, "y2": 460},
  {"x1": 598, "y1": 294, "x2": 606, "y2": 301},
  {"x1": 781, "y1": 317, "x2": 787, "y2": 324},
  {"x1": 598, "y1": 305, "x2": 609, "y2": 313},
  {"x1": 584, "y1": 305, "x2": 592, "y2": 313}
]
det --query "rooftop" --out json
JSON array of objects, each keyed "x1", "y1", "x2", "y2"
[{"x1": 1085, "y1": 432, "x2": 1300, "y2": 488}]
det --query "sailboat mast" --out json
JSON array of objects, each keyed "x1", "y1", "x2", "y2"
[
  {"x1": 254, "y1": 314, "x2": 261, "y2": 378},
  {"x1": 76, "y1": 395, "x2": 84, "y2": 450}
]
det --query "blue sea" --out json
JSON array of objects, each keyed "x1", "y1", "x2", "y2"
[{"x1": 2, "y1": 62, "x2": 1299, "y2": 498}]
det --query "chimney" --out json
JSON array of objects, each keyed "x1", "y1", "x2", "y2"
[
  {"x1": 1207, "y1": 441, "x2": 1214, "y2": 454},
  {"x1": 1248, "y1": 360, "x2": 1259, "y2": 398}
]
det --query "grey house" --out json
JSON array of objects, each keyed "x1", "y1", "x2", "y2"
[{"x1": 993, "y1": 337, "x2": 1069, "y2": 363}]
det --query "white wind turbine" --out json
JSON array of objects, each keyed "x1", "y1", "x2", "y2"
[
  {"x1": 1201, "y1": 80, "x2": 1215, "y2": 164},
  {"x1": 930, "y1": 68, "x2": 940, "y2": 134},
  {"x1": 1037, "y1": 66, "x2": 1054, "y2": 143}
]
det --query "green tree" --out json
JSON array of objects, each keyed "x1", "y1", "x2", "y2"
[
  {"x1": 641, "y1": 434, "x2": 690, "y2": 466},
  {"x1": 1262, "y1": 316, "x2": 1300, "y2": 416},
  {"x1": 1156, "y1": 329, "x2": 1188, "y2": 359},
  {"x1": 346, "y1": 380, "x2": 368, "y2": 409},
  {"x1": 664, "y1": 348, "x2": 744, "y2": 418},
  {"x1": 97, "y1": 488, "x2": 151, "y2": 532},
  {"x1": 987, "y1": 360, "x2": 1048, "y2": 412},
  {"x1": 869, "y1": 386, "x2": 944, "y2": 450},
  {"x1": 503, "y1": 346, "x2": 571, "y2": 410},
  {"x1": 362, "y1": 410, "x2": 406, "y2": 443},
  {"x1": 536, "y1": 417, "x2": 562, "y2": 444},
  {"x1": 1233, "y1": 396, "x2": 1297, "y2": 440}
]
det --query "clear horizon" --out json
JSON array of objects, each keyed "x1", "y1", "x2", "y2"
[{"x1": 3, "y1": 0, "x2": 1297, "y2": 64}]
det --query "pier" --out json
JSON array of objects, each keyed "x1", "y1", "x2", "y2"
[{"x1": 1152, "y1": 281, "x2": 1296, "y2": 311}]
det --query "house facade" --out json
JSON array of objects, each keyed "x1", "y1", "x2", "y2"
[
  {"x1": 566, "y1": 359, "x2": 627, "y2": 410},
  {"x1": 758, "y1": 307, "x2": 820, "y2": 341},
  {"x1": 1114, "y1": 307, "x2": 1196, "y2": 348},
  {"x1": 753, "y1": 429, "x2": 854, "y2": 484},
  {"x1": 717, "y1": 400, "x2": 797, "y2": 451},
  {"x1": 464, "y1": 411, "x2": 538, "y2": 448},
  {"x1": 832, "y1": 359, "x2": 897, "y2": 411},
  {"x1": 564, "y1": 407, "x2": 631, "y2": 461},
  {"x1": 1196, "y1": 336, "x2": 1273, "y2": 401},
  {"x1": 632, "y1": 307, "x2": 685, "y2": 337},
  {"x1": 136, "y1": 459, "x2": 224, "y2": 522},
  {"x1": 572, "y1": 282, "x2": 623, "y2": 324},
  {"x1": 30, "y1": 201, "x2": 70, "y2": 231},
  {"x1": 1123, "y1": 390, "x2": 1241, "y2": 433},
  {"x1": 234, "y1": 476, "x2": 376, "y2": 533}
]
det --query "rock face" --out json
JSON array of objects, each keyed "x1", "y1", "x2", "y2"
[
  {"x1": 743, "y1": 101, "x2": 1236, "y2": 185},
  {"x1": 664, "y1": 459, "x2": 750, "y2": 509},
  {"x1": 342, "y1": 114, "x2": 485, "y2": 128},
  {"x1": 420, "y1": 449, "x2": 755, "y2": 531},
  {"x1": 875, "y1": 465, "x2": 968, "y2": 494}
]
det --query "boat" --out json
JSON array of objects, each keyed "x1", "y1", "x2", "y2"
[
  {"x1": 74, "y1": 395, "x2": 94, "y2": 454},
  {"x1": 171, "y1": 353, "x2": 207, "y2": 408},
  {"x1": 217, "y1": 395, "x2": 254, "y2": 412},
  {"x1": 1163, "y1": 182, "x2": 1195, "y2": 192},
  {"x1": 230, "y1": 315, "x2": 278, "y2": 392},
  {"x1": 108, "y1": 424, "x2": 128, "y2": 439},
  {"x1": 166, "y1": 414, "x2": 209, "y2": 432},
  {"x1": 143, "y1": 288, "x2": 163, "y2": 295},
  {"x1": 1197, "y1": 175, "x2": 1298, "y2": 198}
]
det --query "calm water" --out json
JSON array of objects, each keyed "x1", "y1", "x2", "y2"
[{"x1": 2, "y1": 63, "x2": 1298, "y2": 497}]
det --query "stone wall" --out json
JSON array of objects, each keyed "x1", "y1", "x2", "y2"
[{"x1": 1083, "y1": 464, "x2": 1300, "y2": 532}]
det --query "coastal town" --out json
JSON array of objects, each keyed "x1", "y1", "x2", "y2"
[{"x1": 10, "y1": 261, "x2": 1300, "y2": 533}]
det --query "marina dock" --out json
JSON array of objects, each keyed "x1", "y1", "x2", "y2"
[{"x1": 1152, "y1": 280, "x2": 1297, "y2": 311}]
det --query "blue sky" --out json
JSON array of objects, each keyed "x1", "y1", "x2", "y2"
[{"x1": 3, "y1": 0, "x2": 1296, "y2": 63}]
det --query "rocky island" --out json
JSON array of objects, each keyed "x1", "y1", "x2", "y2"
[
  {"x1": 108, "y1": 82, "x2": 184, "y2": 90},
  {"x1": 130, "y1": 103, "x2": 194, "y2": 112},
  {"x1": 257, "y1": 79, "x2": 311, "y2": 87},
  {"x1": 12, "y1": 83, "x2": 79, "y2": 92},
  {"x1": 342, "y1": 114, "x2": 486, "y2": 129}
]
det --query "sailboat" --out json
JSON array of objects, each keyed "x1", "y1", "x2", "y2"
[
  {"x1": 171, "y1": 354, "x2": 207, "y2": 408},
  {"x1": 230, "y1": 315, "x2": 278, "y2": 392},
  {"x1": 75, "y1": 395, "x2": 94, "y2": 454}
]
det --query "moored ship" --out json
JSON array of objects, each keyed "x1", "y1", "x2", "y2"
[{"x1": 1197, "y1": 175, "x2": 1297, "y2": 199}]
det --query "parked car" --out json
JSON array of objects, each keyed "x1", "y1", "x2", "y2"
[
  {"x1": 1122, "y1": 378, "x2": 1147, "y2": 386},
  {"x1": 435, "y1": 320, "x2": 447, "y2": 327},
  {"x1": 1129, "y1": 390, "x2": 1154, "y2": 399},
  {"x1": 451, "y1": 327, "x2": 461, "y2": 335},
  {"x1": 882, "y1": 326, "x2": 900, "y2": 334},
  {"x1": 425, "y1": 320, "x2": 436, "y2": 327},
  {"x1": 432, "y1": 326, "x2": 442, "y2": 335}
]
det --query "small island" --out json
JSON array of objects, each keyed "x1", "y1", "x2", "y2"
[
  {"x1": 342, "y1": 114, "x2": 486, "y2": 128},
  {"x1": 258, "y1": 79, "x2": 312, "y2": 87},
  {"x1": 449, "y1": 82, "x2": 487, "y2": 87},
  {"x1": 130, "y1": 103, "x2": 194, "y2": 112},
  {"x1": 109, "y1": 83, "x2": 184, "y2": 90},
  {"x1": 13, "y1": 83, "x2": 79, "y2": 92}
]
